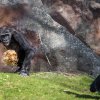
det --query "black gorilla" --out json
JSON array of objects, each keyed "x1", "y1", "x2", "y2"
[
  {"x1": 0, "y1": 27, "x2": 36, "y2": 76},
  {"x1": 90, "y1": 75, "x2": 100, "y2": 92}
]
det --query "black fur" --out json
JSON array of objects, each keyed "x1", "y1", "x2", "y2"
[
  {"x1": 90, "y1": 75, "x2": 100, "y2": 92},
  {"x1": 0, "y1": 27, "x2": 36, "y2": 76}
]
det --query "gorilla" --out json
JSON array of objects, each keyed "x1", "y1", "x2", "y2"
[
  {"x1": 0, "y1": 27, "x2": 36, "y2": 76},
  {"x1": 90, "y1": 75, "x2": 100, "y2": 92}
]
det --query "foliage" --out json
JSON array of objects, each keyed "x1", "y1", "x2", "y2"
[{"x1": 2, "y1": 50, "x2": 18, "y2": 66}]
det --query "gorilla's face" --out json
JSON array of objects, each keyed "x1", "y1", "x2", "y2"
[
  {"x1": 0, "y1": 33, "x2": 12, "y2": 46},
  {"x1": 0, "y1": 27, "x2": 12, "y2": 46}
]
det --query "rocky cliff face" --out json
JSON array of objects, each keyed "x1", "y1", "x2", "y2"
[
  {"x1": 0, "y1": 0, "x2": 100, "y2": 76},
  {"x1": 42, "y1": 0, "x2": 100, "y2": 54}
]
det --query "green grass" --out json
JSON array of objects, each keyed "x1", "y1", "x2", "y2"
[{"x1": 0, "y1": 72, "x2": 100, "y2": 100}]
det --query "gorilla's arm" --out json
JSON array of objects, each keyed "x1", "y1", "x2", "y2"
[
  {"x1": 13, "y1": 32, "x2": 30, "y2": 50},
  {"x1": 13, "y1": 32, "x2": 35, "y2": 75}
]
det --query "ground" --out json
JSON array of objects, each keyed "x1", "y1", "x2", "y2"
[{"x1": 0, "y1": 72, "x2": 100, "y2": 100}]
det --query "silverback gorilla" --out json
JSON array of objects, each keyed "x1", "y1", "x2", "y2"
[
  {"x1": 0, "y1": 27, "x2": 36, "y2": 76},
  {"x1": 90, "y1": 75, "x2": 100, "y2": 92}
]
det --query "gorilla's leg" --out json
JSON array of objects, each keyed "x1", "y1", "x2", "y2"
[
  {"x1": 14, "y1": 51, "x2": 25, "y2": 73},
  {"x1": 20, "y1": 49, "x2": 34, "y2": 76},
  {"x1": 14, "y1": 62, "x2": 23, "y2": 73}
]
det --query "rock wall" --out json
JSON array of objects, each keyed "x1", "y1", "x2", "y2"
[
  {"x1": 0, "y1": 0, "x2": 100, "y2": 76},
  {"x1": 42, "y1": 0, "x2": 100, "y2": 54}
]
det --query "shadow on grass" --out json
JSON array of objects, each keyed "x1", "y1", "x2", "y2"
[{"x1": 64, "y1": 90, "x2": 100, "y2": 100}]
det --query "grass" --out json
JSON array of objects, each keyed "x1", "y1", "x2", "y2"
[{"x1": 0, "y1": 72, "x2": 100, "y2": 100}]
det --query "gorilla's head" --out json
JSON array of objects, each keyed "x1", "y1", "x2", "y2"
[{"x1": 0, "y1": 27, "x2": 12, "y2": 46}]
